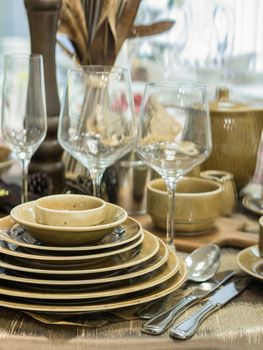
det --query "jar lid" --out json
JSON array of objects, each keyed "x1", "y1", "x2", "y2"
[{"x1": 209, "y1": 87, "x2": 251, "y2": 113}]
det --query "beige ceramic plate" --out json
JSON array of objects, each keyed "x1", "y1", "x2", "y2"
[
  {"x1": 236, "y1": 245, "x2": 263, "y2": 282},
  {"x1": 0, "y1": 230, "x2": 159, "y2": 275},
  {"x1": 0, "y1": 259, "x2": 187, "y2": 312},
  {"x1": 0, "y1": 239, "x2": 169, "y2": 286},
  {"x1": 0, "y1": 247, "x2": 180, "y2": 300},
  {"x1": 0, "y1": 233, "x2": 144, "y2": 264},
  {"x1": 242, "y1": 194, "x2": 263, "y2": 216},
  {"x1": 10, "y1": 201, "x2": 128, "y2": 246},
  {"x1": 0, "y1": 217, "x2": 142, "y2": 252}
]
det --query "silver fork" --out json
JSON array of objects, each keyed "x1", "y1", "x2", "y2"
[{"x1": 136, "y1": 282, "x2": 195, "y2": 319}]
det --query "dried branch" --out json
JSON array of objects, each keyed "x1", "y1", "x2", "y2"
[
  {"x1": 130, "y1": 21, "x2": 175, "y2": 38},
  {"x1": 58, "y1": 0, "x2": 175, "y2": 65},
  {"x1": 59, "y1": 0, "x2": 91, "y2": 63},
  {"x1": 115, "y1": 0, "x2": 141, "y2": 52}
]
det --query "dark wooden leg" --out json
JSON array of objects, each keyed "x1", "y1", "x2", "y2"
[{"x1": 24, "y1": 0, "x2": 65, "y2": 193}]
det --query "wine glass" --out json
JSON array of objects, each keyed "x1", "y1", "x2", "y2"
[
  {"x1": 58, "y1": 66, "x2": 135, "y2": 197},
  {"x1": 1, "y1": 53, "x2": 47, "y2": 203},
  {"x1": 136, "y1": 81, "x2": 212, "y2": 250}
]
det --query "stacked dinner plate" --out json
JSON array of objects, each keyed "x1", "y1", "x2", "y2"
[{"x1": 0, "y1": 200, "x2": 187, "y2": 315}]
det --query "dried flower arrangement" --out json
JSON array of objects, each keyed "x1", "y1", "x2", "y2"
[
  {"x1": 58, "y1": 0, "x2": 174, "y2": 65},
  {"x1": 57, "y1": 0, "x2": 174, "y2": 200}
]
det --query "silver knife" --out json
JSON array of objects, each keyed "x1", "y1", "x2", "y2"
[
  {"x1": 170, "y1": 276, "x2": 252, "y2": 339},
  {"x1": 142, "y1": 270, "x2": 236, "y2": 335}
]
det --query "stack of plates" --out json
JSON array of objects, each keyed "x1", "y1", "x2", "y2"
[{"x1": 0, "y1": 201, "x2": 187, "y2": 314}]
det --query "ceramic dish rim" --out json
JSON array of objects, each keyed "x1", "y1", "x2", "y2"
[
  {"x1": 0, "y1": 232, "x2": 144, "y2": 262},
  {"x1": 236, "y1": 245, "x2": 263, "y2": 281},
  {"x1": 35, "y1": 194, "x2": 106, "y2": 215},
  {"x1": 0, "y1": 217, "x2": 142, "y2": 251},
  {"x1": 0, "y1": 230, "x2": 160, "y2": 274},
  {"x1": 0, "y1": 239, "x2": 169, "y2": 286},
  {"x1": 0, "y1": 259, "x2": 187, "y2": 312},
  {"x1": 10, "y1": 201, "x2": 128, "y2": 232},
  {"x1": 0, "y1": 247, "x2": 180, "y2": 299}
]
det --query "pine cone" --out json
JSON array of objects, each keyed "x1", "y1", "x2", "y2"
[
  {"x1": 64, "y1": 166, "x2": 119, "y2": 203},
  {"x1": 28, "y1": 172, "x2": 53, "y2": 197},
  {"x1": 64, "y1": 175, "x2": 93, "y2": 195}
]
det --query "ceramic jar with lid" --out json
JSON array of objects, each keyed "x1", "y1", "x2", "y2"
[{"x1": 202, "y1": 87, "x2": 263, "y2": 189}]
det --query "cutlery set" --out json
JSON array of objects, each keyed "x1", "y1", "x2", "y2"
[
  {"x1": 141, "y1": 271, "x2": 251, "y2": 339},
  {"x1": 169, "y1": 276, "x2": 251, "y2": 339}
]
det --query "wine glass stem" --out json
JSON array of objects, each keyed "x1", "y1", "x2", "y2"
[
  {"x1": 165, "y1": 181, "x2": 177, "y2": 251},
  {"x1": 20, "y1": 158, "x2": 30, "y2": 203},
  {"x1": 90, "y1": 170, "x2": 103, "y2": 198}
]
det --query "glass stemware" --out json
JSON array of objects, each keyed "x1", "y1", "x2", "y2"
[
  {"x1": 1, "y1": 53, "x2": 47, "y2": 203},
  {"x1": 136, "y1": 81, "x2": 212, "y2": 250},
  {"x1": 58, "y1": 66, "x2": 135, "y2": 197}
]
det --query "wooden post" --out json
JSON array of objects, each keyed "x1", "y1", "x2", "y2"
[{"x1": 24, "y1": 0, "x2": 65, "y2": 193}]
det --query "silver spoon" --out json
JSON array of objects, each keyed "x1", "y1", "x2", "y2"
[
  {"x1": 137, "y1": 244, "x2": 221, "y2": 319},
  {"x1": 185, "y1": 244, "x2": 221, "y2": 282}
]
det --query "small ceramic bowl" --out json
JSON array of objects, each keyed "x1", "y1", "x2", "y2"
[
  {"x1": 0, "y1": 145, "x2": 15, "y2": 175},
  {"x1": 147, "y1": 177, "x2": 222, "y2": 234},
  {"x1": 35, "y1": 194, "x2": 106, "y2": 227},
  {"x1": 11, "y1": 201, "x2": 128, "y2": 246}
]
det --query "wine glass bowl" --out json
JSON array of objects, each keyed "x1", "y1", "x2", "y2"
[
  {"x1": 1, "y1": 53, "x2": 47, "y2": 202},
  {"x1": 58, "y1": 66, "x2": 135, "y2": 197},
  {"x1": 136, "y1": 80, "x2": 212, "y2": 249}
]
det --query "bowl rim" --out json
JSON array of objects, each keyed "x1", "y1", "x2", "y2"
[
  {"x1": 35, "y1": 194, "x2": 106, "y2": 215},
  {"x1": 147, "y1": 177, "x2": 222, "y2": 197},
  {"x1": 10, "y1": 201, "x2": 128, "y2": 232},
  {"x1": 200, "y1": 170, "x2": 234, "y2": 182}
]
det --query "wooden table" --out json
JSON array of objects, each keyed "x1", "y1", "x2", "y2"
[{"x1": 0, "y1": 213, "x2": 262, "y2": 350}]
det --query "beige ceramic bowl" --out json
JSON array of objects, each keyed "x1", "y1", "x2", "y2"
[
  {"x1": 147, "y1": 177, "x2": 222, "y2": 234},
  {"x1": 35, "y1": 194, "x2": 106, "y2": 227},
  {"x1": 10, "y1": 201, "x2": 128, "y2": 246}
]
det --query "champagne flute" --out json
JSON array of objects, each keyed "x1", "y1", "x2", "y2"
[
  {"x1": 136, "y1": 81, "x2": 212, "y2": 250},
  {"x1": 1, "y1": 53, "x2": 47, "y2": 203},
  {"x1": 58, "y1": 66, "x2": 135, "y2": 197}
]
